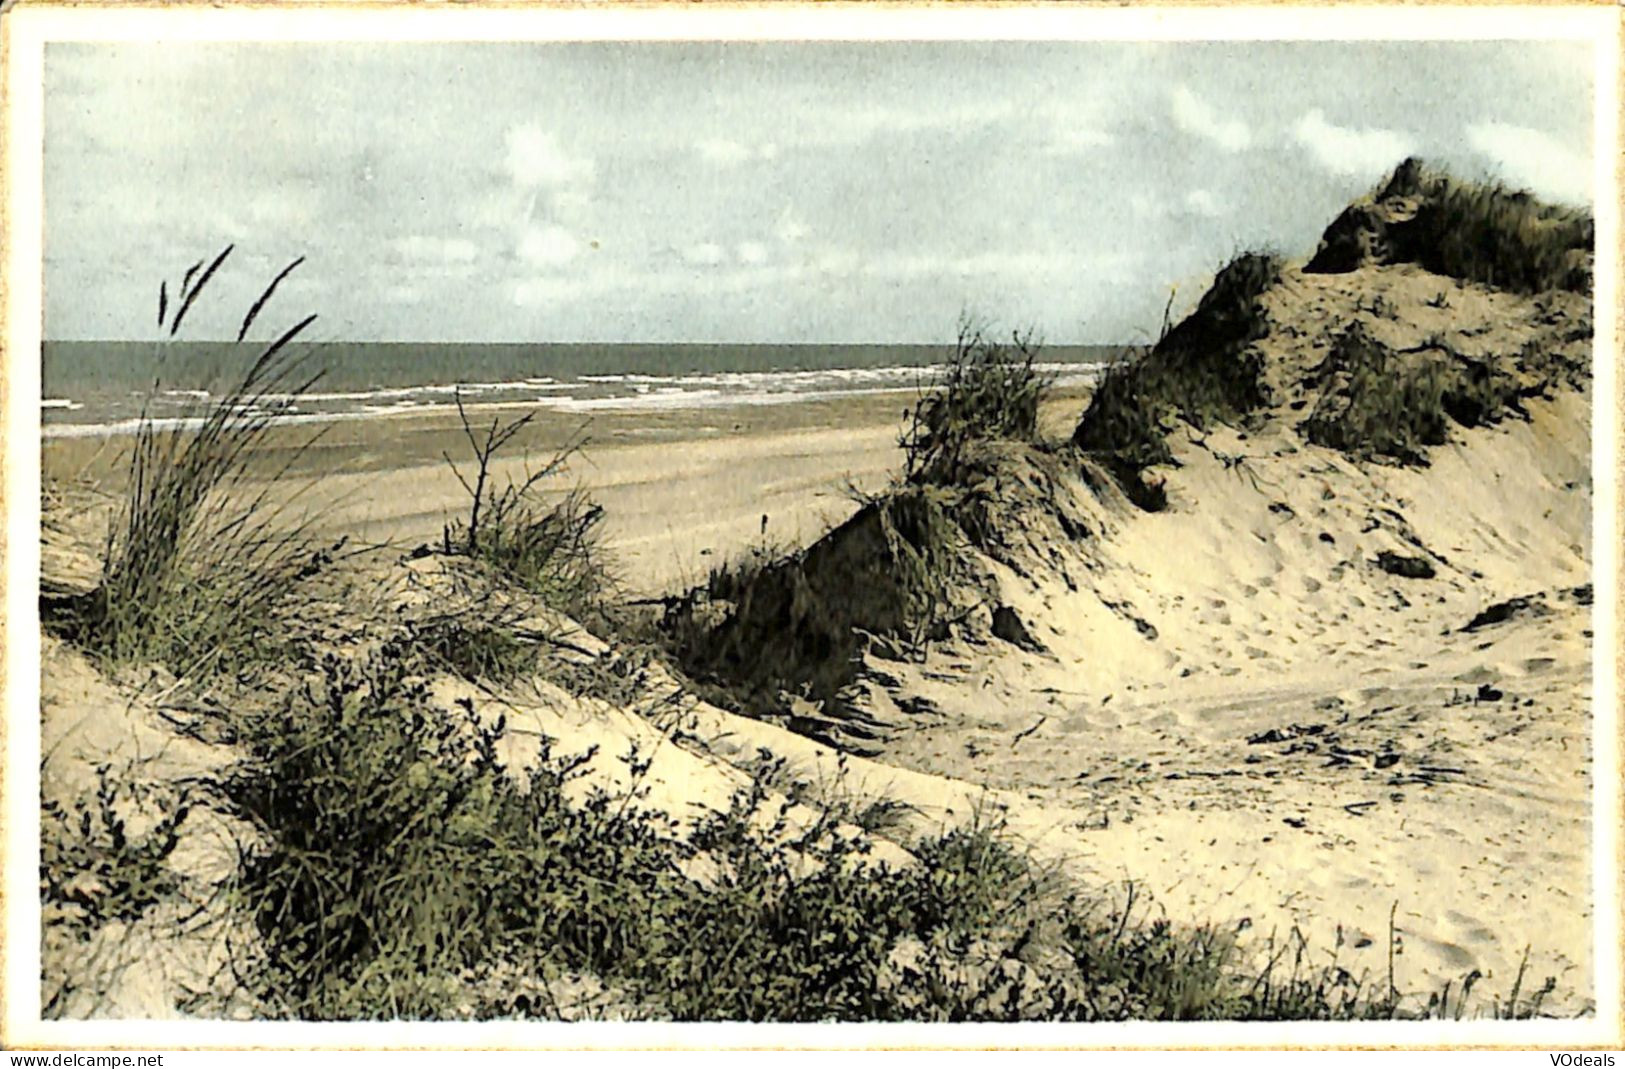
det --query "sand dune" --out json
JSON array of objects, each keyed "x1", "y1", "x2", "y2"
[{"x1": 34, "y1": 169, "x2": 1602, "y2": 1023}]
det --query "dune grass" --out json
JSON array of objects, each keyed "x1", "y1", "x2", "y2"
[
  {"x1": 660, "y1": 319, "x2": 1056, "y2": 739},
  {"x1": 901, "y1": 318, "x2": 1054, "y2": 486},
  {"x1": 1299, "y1": 324, "x2": 1450, "y2": 465},
  {"x1": 441, "y1": 392, "x2": 613, "y2": 624},
  {"x1": 1299, "y1": 320, "x2": 1578, "y2": 467},
  {"x1": 663, "y1": 482, "x2": 961, "y2": 747},
  {"x1": 1072, "y1": 251, "x2": 1281, "y2": 508},
  {"x1": 43, "y1": 248, "x2": 325, "y2": 676},
  {"x1": 1376, "y1": 157, "x2": 1592, "y2": 295}
]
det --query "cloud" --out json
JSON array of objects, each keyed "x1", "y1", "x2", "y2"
[
  {"x1": 1045, "y1": 125, "x2": 1115, "y2": 155},
  {"x1": 505, "y1": 125, "x2": 594, "y2": 189},
  {"x1": 736, "y1": 241, "x2": 768, "y2": 265},
  {"x1": 774, "y1": 208, "x2": 810, "y2": 245},
  {"x1": 683, "y1": 242, "x2": 727, "y2": 266},
  {"x1": 1466, "y1": 121, "x2": 1591, "y2": 205},
  {"x1": 1130, "y1": 191, "x2": 1224, "y2": 221},
  {"x1": 860, "y1": 250, "x2": 1079, "y2": 281},
  {"x1": 391, "y1": 235, "x2": 479, "y2": 264},
  {"x1": 511, "y1": 275, "x2": 590, "y2": 307},
  {"x1": 517, "y1": 224, "x2": 580, "y2": 268},
  {"x1": 1170, "y1": 86, "x2": 1250, "y2": 152},
  {"x1": 813, "y1": 101, "x2": 1015, "y2": 146},
  {"x1": 549, "y1": 189, "x2": 595, "y2": 223},
  {"x1": 1130, "y1": 193, "x2": 1162, "y2": 220},
  {"x1": 1292, "y1": 109, "x2": 1413, "y2": 178},
  {"x1": 697, "y1": 138, "x2": 778, "y2": 166}
]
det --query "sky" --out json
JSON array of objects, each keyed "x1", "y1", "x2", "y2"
[{"x1": 43, "y1": 40, "x2": 1594, "y2": 344}]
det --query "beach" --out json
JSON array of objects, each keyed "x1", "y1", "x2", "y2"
[
  {"x1": 32, "y1": 161, "x2": 1605, "y2": 1026},
  {"x1": 42, "y1": 384, "x2": 1091, "y2": 596},
  {"x1": 39, "y1": 355, "x2": 1595, "y2": 1014}
]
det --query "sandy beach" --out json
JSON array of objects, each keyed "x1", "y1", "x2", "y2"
[
  {"x1": 31, "y1": 154, "x2": 1606, "y2": 1029},
  {"x1": 39, "y1": 340, "x2": 1596, "y2": 1015},
  {"x1": 44, "y1": 385, "x2": 1091, "y2": 596}
]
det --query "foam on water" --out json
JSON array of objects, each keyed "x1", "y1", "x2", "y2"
[{"x1": 40, "y1": 340, "x2": 1108, "y2": 438}]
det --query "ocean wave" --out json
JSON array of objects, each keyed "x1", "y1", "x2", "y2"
[{"x1": 41, "y1": 361, "x2": 1103, "y2": 437}]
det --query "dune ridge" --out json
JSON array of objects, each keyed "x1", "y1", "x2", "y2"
[{"x1": 37, "y1": 160, "x2": 1598, "y2": 1022}]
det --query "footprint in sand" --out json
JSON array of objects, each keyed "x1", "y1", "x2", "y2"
[
  {"x1": 1445, "y1": 912, "x2": 1499, "y2": 947},
  {"x1": 1423, "y1": 937, "x2": 1479, "y2": 970}
]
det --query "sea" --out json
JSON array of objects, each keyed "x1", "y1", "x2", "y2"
[{"x1": 40, "y1": 341, "x2": 1114, "y2": 438}]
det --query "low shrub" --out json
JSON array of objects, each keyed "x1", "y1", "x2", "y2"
[
  {"x1": 213, "y1": 644, "x2": 1549, "y2": 1021},
  {"x1": 40, "y1": 764, "x2": 191, "y2": 934},
  {"x1": 218, "y1": 651, "x2": 682, "y2": 1018}
]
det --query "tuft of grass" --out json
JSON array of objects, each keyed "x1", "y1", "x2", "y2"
[
  {"x1": 40, "y1": 763, "x2": 191, "y2": 935},
  {"x1": 704, "y1": 533, "x2": 797, "y2": 605},
  {"x1": 1072, "y1": 252, "x2": 1281, "y2": 507},
  {"x1": 902, "y1": 318, "x2": 1054, "y2": 486},
  {"x1": 1300, "y1": 324, "x2": 1566, "y2": 467},
  {"x1": 1300, "y1": 324, "x2": 1449, "y2": 465},
  {"x1": 44, "y1": 248, "x2": 324, "y2": 676},
  {"x1": 441, "y1": 392, "x2": 612, "y2": 623},
  {"x1": 390, "y1": 613, "x2": 537, "y2": 684},
  {"x1": 1309, "y1": 157, "x2": 1591, "y2": 295},
  {"x1": 1379, "y1": 157, "x2": 1592, "y2": 295}
]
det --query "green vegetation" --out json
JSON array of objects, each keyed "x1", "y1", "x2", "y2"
[
  {"x1": 1299, "y1": 324, "x2": 1449, "y2": 465},
  {"x1": 664, "y1": 319, "x2": 1055, "y2": 738},
  {"x1": 702, "y1": 532, "x2": 797, "y2": 605},
  {"x1": 1300, "y1": 323, "x2": 1579, "y2": 466},
  {"x1": 42, "y1": 248, "x2": 324, "y2": 675},
  {"x1": 901, "y1": 319, "x2": 1054, "y2": 486},
  {"x1": 667, "y1": 484, "x2": 960, "y2": 745},
  {"x1": 40, "y1": 764, "x2": 190, "y2": 934},
  {"x1": 391, "y1": 612, "x2": 537, "y2": 684},
  {"x1": 1377, "y1": 157, "x2": 1592, "y2": 295},
  {"x1": 441, "y1": 394, "x2": 612, "y2": 622},
  {"x1": 213, "y1": 642, "x2": 1427, "y2": 1021},
  {"x1": 1072, "y1": 251, "x2": 1282, "y2": 508}
]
